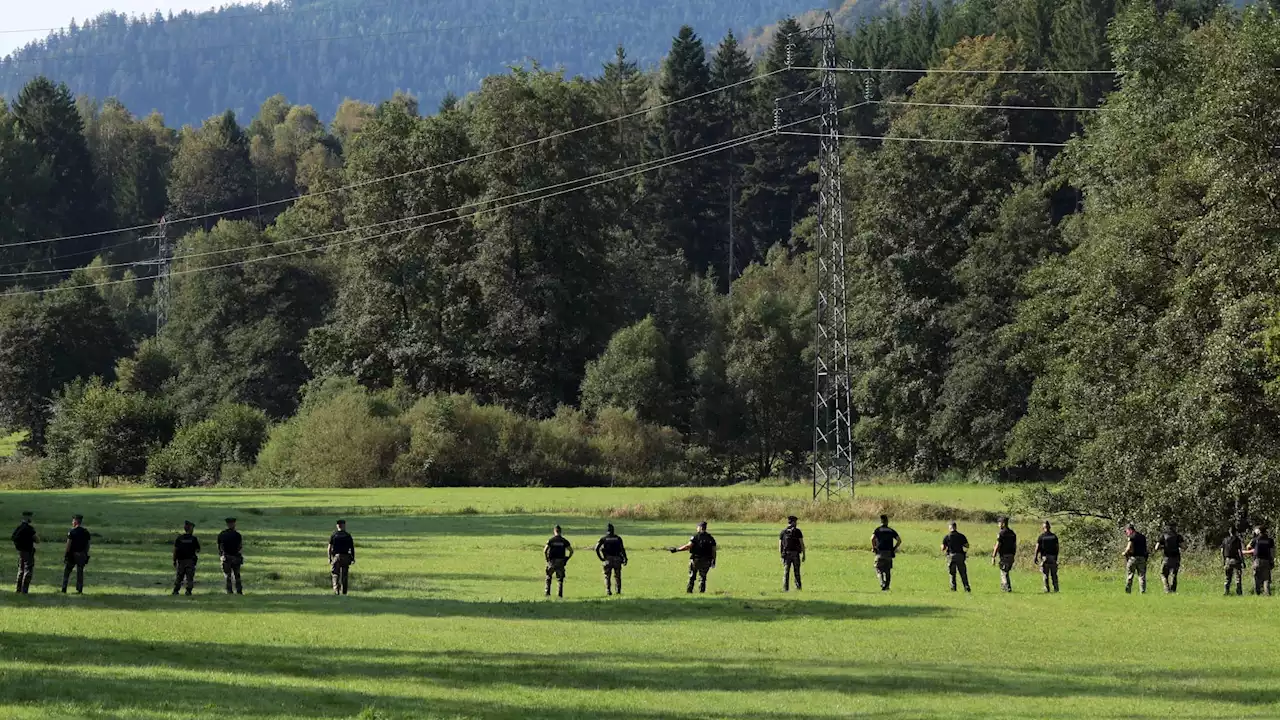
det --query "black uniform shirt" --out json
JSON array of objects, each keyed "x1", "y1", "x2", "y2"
[
  {"x1": 872, "y1": 526, "x2": 900, "y2": 556},
  {"x1": 1223, "y1": 535, "x2": 1244, "y2": 560},
  {"x1": 1159, "y1": 532, "x2": 1183, "y2": 557},
  {"x1": 11, "y1": 523, "x2": 36, "y2": 552},
  {"x1": 329, "y1": 530, "x2": 355, "y2": 557},
  {"x1": 546, "y1": 536, "x2": 571, "y2": 560},
  {"x1": 597, "y1": 534, "x2": 624, "y2": 557},
  {"x1": 1036, "y1": 532, "x2": 1059, "y2": 556},
  {"x1": 218, "y1": 528, "x2": 243, "y2": 556},
  {"x1": 173, "y1": 533, "x2": 201, "y2": 560},
  {"x1": 1128, "y1": 532, "x2": 1148, "y2": 558},
  {"x1": 1250, "y1": 535, "x2": 1276, "y2": 562},
  {"x1": 66, "y1": 526, "x2": 90, "y2": 553},
  {"x1": 689, "y1": 532, "x2": 716, "y2": 558},
  {"x1": 780, "y1": 526, "x2": 804, "y2": 552},
  {"x1": 996, "y1": 528, "x2": 1017, "y2": 555},
  {"x1": 942, "y1": 531, "x2": 968, "y2": 554}
]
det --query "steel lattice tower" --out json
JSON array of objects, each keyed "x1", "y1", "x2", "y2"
[
  {"x1": 133, "y1": 216, "x2": 171, "y2": 334},
  {"x1": 811, "y1": 12, "x2": 855, "y2": 499}
]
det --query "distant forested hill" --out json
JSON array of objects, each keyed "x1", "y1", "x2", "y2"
[{"x1": 0, "y1": 0, "x2": 874, "y2": 125}]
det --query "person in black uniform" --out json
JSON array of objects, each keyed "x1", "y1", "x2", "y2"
[
  {"x1": 218, "y1": 517, "x2": 244, "y2": 595},
  {"x1": 172, "y1": 521, "x2": 200, "y2": 595},
  {"x1": 12, "y1": 511, "x2": 38, "y2": 594},
  {"x1": 1244, "y1": 525, "x2": 1274, "y2": 596},
  {"x1": 992, "y1": 517, "x2": 1017, "y2": 592},
  {"x1": 1122, "y1": 524, "x2": 1148, "y2": 594},
  {"x1": 779, "y1": 515, "x2": 805, "y2": 592},
  {"x1": 941, "y1": 521, "x2": 970, "y2": 592},
  {"x1": 1034, "y1": 521, "x2": 1060, "y2": 593},
  {"x1": 61, "y1": 514, "x2": 91, "y2": 594},
  {"x1": 328, "y1": 519, "x2": 355, "y2": 595},
  {"x1": 594, "y1": 524, "x2": 626, "y2": 596},
  {"x1": 671, "y1": 521, "x2": 716, "y2": 593},
  {"x1": 1222, "y1": 526, "x2": 1245, "y2": 596},
  {"x1": 871, "y1": 515, "x2": 901, "y2": 591},
  {"x1": 544, "y1": 525, "x2": 573, "y2": 597},
  {"x1": 1152, "y1": 524, "x2": 1183, "y2": 593}
]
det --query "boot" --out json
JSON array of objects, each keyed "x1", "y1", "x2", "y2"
[{"x1": 557, "y1": 581, "x2": 563, "y2": 598}]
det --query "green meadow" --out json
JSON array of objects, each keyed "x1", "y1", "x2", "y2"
[{"x1": 0, "y1": 485, "x2": 1275, "y2": 719}]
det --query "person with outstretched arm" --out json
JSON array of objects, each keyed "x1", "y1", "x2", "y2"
[{"x1": 670, "y1": 521, "x2": 716, "y2": 593}]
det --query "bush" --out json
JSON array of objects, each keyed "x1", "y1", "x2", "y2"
[
  {"x1": 145, "y1": 403, "x2": 268, "y2": 487},
  {"x1": 248, "y1": 380, "x2": 407, "y2": 487},
  {"x1": 42, "y1": 378, "x2": 177, "y2": 486},
  {"x1": 591, "y1": 407, "x2": 687, "y2": 485}
]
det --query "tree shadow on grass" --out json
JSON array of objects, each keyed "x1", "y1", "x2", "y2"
[
  {"x1": 2, "y1": 634, "x2": 1277, "y2": 719},
  {"x1": 0, "y1": 593, "x2": 949, "y2": 622}
]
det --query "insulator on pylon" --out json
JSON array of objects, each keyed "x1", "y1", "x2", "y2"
[
  {"x1": 863, "y1": 77, "x2": 873, "y2": 101},
  {"x1": 786, "y1": 43, "x2": 795, "y2": 68},
  {"x1": 773, "y1": 103, "x2": 782, "y2": 131}
]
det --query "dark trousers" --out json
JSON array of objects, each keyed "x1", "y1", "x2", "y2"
[
  {"x1": 222, "y1": 555, "x2": 243, "y2": 594},
  {"x1": 1225, "y1": 559, "x2": 1243, "y2": 595},
  {"x1": 16, "y1": 551, "x2": 34, "y2": 593},
  {"x1": 331, "y1": 555, "x2": 351, "y2": 594},
  {"x1": 1161, "y1": 557, "x2": 1180, "y2": 593},
  {"x1": 173, "y1": 559, "x2": 195, "y2": 594},
  {"x1": 602, "y1": 557, "x2": 622, "y2": 595},
  {"x1": 782, "y1": 552, "x2": 802, "y2": 590},
  {"x1": 1040, "y1": 556, "x2": 1059, "y2": 592},
  {"x1": 1254, "y1": 559, "x2": 1273, "y2": 596},
  {"x1": 62, "y1": 554, "x2": 87, "y2": 593},
  {"x1": 875, "y1": 555, "x2": 893, "y2": 590},
  {"x1": 687, "y1": 559, "x2": 711, "y2": 593},
  {"x1": 948, "y1": 554, "x2": 970, "y2": 591}
]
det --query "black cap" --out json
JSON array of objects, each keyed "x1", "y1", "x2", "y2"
[
  {"x1": 20, "y1": 511, "x2": 32, "y2": 518},
  {"x1": 697, "y1": 521, "x2": 707, "y2": 528},
  {"x1": 183, "y1": 520, "x2": 194, "y2": 528},
  {"x1": 1125, "y1": 523, "x2": 1135, "y2": 531},
  {"x1": 606, "y1": 523, "x2": 614, "y2": 533},
  {"x1": 554, "y1": 524, "x2": 562, "y2": 532},
  {"x1": 336, "y1": 519, "x2": 346, "y2": 525},
  {"x1": 225, "y1": 517, "x2": 236, "y2": 524},
  {"x1": 72, "y1": 514, "x2": 83, "y2": 521},
  {"x1": 787, "y1": 515, "x2": 797, "y2": 523}
]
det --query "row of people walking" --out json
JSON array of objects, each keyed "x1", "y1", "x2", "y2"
[{"x1": 9, "y1": 511, "x2": 1277, "y2": 597}]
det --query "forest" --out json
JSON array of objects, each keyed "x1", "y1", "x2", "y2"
[
  {"x1": 0, "y1": 0, "x2": 867, "y2": 127},
  {"x1": 0, "y1": 0, "x2": 1278, "y2": 535}
]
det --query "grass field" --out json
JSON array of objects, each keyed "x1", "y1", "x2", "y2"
[{"x1": 0, "y1": 484, "x2": 1275, "y2": 719}]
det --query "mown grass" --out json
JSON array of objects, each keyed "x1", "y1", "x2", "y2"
[{"x1": 0, "y1": 485, "x2": 1273, "y2": 719}]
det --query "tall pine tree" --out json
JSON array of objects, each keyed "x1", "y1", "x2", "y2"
[{"x1": 709, "y1": 31, "x2": 755, "y2": 286}]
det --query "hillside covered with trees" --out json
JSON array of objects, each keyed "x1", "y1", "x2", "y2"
[
  {"x1": 1, "y1": 0, "x2": 1278, "y2": 536},
  {"x1": 0, "y1": 0, "x2": 884, "y2": 127}
]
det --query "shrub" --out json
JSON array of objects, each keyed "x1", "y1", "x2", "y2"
[
  {"x1": 145, "y1": 403, "x2": 268, "y2": 487},
  {"x1": 591, "y1": 406, "x2": 686, "y2": 485},
  {"x1": 42, "y1": 378, "x2": 177, "y2": 486}
]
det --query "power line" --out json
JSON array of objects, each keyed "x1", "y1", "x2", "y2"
[
  {"x1": 780, "y1": 130, "x2": 1070, "y2": 147},
  {"x1": 873, "y1": 100, "x2": 1106, "y2": 112},
  {"x1": 0, "y1": 68, "x2": 784, "y2": 252},
  {"x1": 796, "y1": 65, "x2": 1121, "y2": 75},
  {"x1": 1, "y1": 109, "x2": 836, "y2": 296}
]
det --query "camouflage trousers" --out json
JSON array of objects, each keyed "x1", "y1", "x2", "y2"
[
  {"x1": 221, "y1": 554, "x2": 243, "y2": 594},
  {"x1": 1039, "y1": 555, "x2": 1059, "y2": 592},
  {"x1": 15, "y1": 551, "x2": 34, "y2": 593},
  {"x1": 62, "y1": 552, "x2": 88, "y2": 593},
  {"x1": 601, "y1": 556, "x2": 622, "y2": 594},
  {"x1": 875, "y1": 553, "x2": 894, "y2": 590},
  {"x1": 947, "y1": 553, "x2": 969, "y2": 591},
  {"x1": 1224, "y1": 558, "x2": 1243, "y2": 595},
  {"x1": 1160, "y1": 556, "x2": 1181, "y2": 593},
  {"x1": 1125, "y1": 556, "x2": 1147, "y2": 593},
  {"x1": 173, "y1": 558, "x2": 196, "y2": 594},
  {"x1": 781, "y1": 551, "x2": 802, "y2": 591},
  {"x1": 1253, "y1": 558, "x2": 1273, "y2": 596},
  {"x1": 330, "y1": 553, "x2": 352, "y2": 595},
  {"x1": 998, "y1": 554, "x2": 1015, "y2": 592},
  {"x1": 545, "y1": 558, "x2": 567, "y2": 596},
  {"x1": 687, "y1": 558, "x2": 713, "y2": 593}
]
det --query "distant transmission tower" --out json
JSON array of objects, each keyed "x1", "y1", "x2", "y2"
[
  {"x1": 810, "y1": 13, "x2": 855, "y2": 499},
  {"x1": 133, "y1": 216, "x2": 171, "y2": 334}
]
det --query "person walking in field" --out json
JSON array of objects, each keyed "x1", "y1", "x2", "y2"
[
  {"x1": 872, "y1": 515, "x2": 901, "y2": 591},
  {"x1": 12, "y1": 511, "x2": 38, "y2": 594},
  {"x1": 1222, "y1": 526, "x2": 1245, "y2": 596},
  {"x1": 992, "y1": 517, "x2": 1017, "y2": 592},
  {"x1": 1152, "y1": 524, "x2": 1183, "y2": 593},
  {"x1": 594, "y1": 524, "x2": 625, "y2": 596},
  {"x1": 544, "y1": 525, "x2": 573, "y2": 597},
  {"x1": 328, "y1": 519, "x2": 355, "y2": 595},
  {"x1": 779, "y1": 515, "x2": 805, "y2": 592},
  {"x1": 172, "y1": 521, "x2": 200, "y2": 596},
  {"x1": 941, "y1": 521, "x2": 970, "y2": 592},
  {"x1": 1122, "y1": 524, "x2": 1148, "y2": 594},
  {"x1": 1033, "y1": 521, "x2": 1060, "y2": 593},
  {"x1": 670, "y1": 521, "x2": 716, "y2": 593},
  {"x1": 218, "y1": 517, "x2": 244, "y2": 595},
  {"x1": 61, "y1": 514, "x2": 90, "y2": 594},
  {"x1": 1244, "y1": 526, "x2": 1274, "y2": 596}
]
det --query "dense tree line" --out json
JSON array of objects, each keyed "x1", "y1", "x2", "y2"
[
  {"x1": 0, "y1": 0, "x2": 882, "y2": 128},
  {"x1": 2, "y1": 1, "x2": 1280, "y2": 536}
]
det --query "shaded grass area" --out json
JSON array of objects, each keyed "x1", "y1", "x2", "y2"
[{"x1": 0, "y1": 488, "x2": 1273, "y2": 719}]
